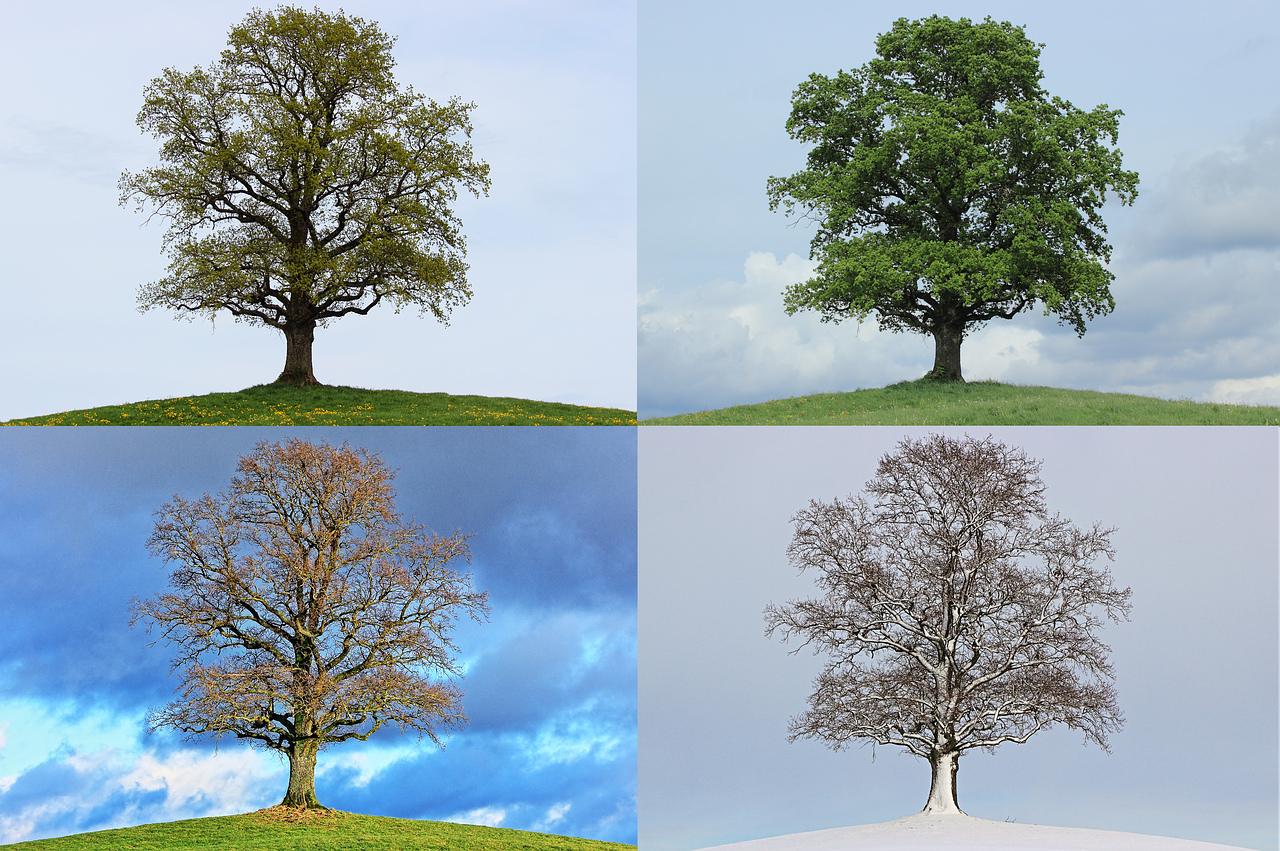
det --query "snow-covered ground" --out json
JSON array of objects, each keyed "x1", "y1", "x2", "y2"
[{"x1": 695, "y1": 813, "x2": 1254, "y2": 851}]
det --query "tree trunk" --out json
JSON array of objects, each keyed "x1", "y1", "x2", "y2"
[
  {"x1": 280, "y1": 737, "x2": 324, "y2": 808},
  {"x1": 277, "y1": 319, "x2": 320, "y2": 386},
  {"x1": 928, "y1": 322, "x2": 965, "y2": 382},
  {"x1": 921, "y1": 749, "x2": 964, "y2": 814}
]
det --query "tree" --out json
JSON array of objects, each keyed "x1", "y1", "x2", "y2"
[
  {"x1": 764, "y1": 434, "x2": 1131, "y2": 814},
  {"x1": 120, "y1": 6, "x2": 491, "y2": 386},
  {"x1": 130, "y1": 438, "x2": 490, "y2": 809},
  {"x1": 766, "y1": 16, "x2": 1139, "y2": 382}
]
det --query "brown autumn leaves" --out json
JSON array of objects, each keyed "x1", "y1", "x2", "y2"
[{"x1": 130, "y1": 438, "x2": 489, "y2": 808}]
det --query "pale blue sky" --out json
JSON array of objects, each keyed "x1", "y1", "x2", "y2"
[
  {"x1": 0, "y1": 0, "x2": 636, "y2": 421},
  {"x1": 638, "y1": 0, "x2": 1280, "y2": 418}
]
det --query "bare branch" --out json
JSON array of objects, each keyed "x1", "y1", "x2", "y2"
[
  {"x1": 131, "y1": 438, "x2": 489, "y2": 808},
  {"x1": 765, "y1": 434, "x2": 1130, "y2": 813}
]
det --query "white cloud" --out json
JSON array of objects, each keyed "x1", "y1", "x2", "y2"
[
  {"x1": 119, "y1": 748, "x2": 282, "y2": 812},
  {"x1": 0, "y1": 700, "x2": 142, "y2": 778},
  {"x1": 533, "y1": 801, "x2": 572, "y2": 832},
  {"x1": 315, "y1": 748, "x2": 409, "y2": 788},
  {"x1": 639, "y1": 252, "x2": 934, "y2": 417},
  {"x1": 640, "y1": 240, "x2": 1280, "y2": 417},
  {"x1": 529, "y1": 717, "x2": 627, "y2": 767},
  {"x1": 1205, "y1": 374, "x2": 1280, "y2": 406},
  {"x1": 960, "y1": 326, "x2": 1044, "y2": 380},
  {"x1": 639, "y1": 252, "x2": 1070, "y2": 418},
  {"x1": 0, "y1": 747, "x2": 282, "y2": 845},
  {"x1": 449, "y1": 806, "x2": 508, "y2": 828}
]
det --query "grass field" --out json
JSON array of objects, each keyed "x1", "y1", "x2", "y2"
[
  {"x1": 0, "y1": 807, "x2": 637, "y2": 850},
  {"x1": 2, "y1": 384, "x2": 636, "y2": 426},
  {"x1": 641, "y1": 379, "x2": 1280, "y2": 425}
]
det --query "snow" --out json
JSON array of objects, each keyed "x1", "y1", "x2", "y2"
[{"x1": 694, "y1": 813, "x2": 1254, "y2": 851}]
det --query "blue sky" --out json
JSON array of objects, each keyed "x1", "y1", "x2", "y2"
[
  {"x1": 0, "y1": 428, "x2": 636, "y2": 844},
  {"x1": 638, "y1": 0, "x2": 1280, "y2": 419},
  {"x1": 0, "y1": 0, "x2": 636, "y2": 421},
  {"x1": 639, "y1": 427, "x2": 1278, "y2": 851}
]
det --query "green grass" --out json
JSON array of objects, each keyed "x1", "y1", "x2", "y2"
[
  {"x1": 2, "y1": 384, "x2": 636, "y2": 426},
  {"x1": 0, "y1": 807, "x2": 637, "y2": 850},
  {"x1": 641, "y1": 378, "x2": 1280, "y2": 425}
]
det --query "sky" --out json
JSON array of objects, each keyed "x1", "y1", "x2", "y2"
[
  {"x1": 0, "y1": 427, "x2": 637, "y2": 845},
  {"x1": 637, "y1": 0, "x2": 1280, "y2": 419},
  {"x1": 0, "y1": 0, "x2": 636, "y2": 422},
  {"x1": 638, "y1": 427, "x2": 1278, "y2": 851}
]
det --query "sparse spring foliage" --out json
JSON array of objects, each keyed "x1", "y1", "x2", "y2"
[
  {"x1": 120, "y1": 6, "x2": 490, "y2": 386},
  {"x1": 131, "y1": 438, "x2": 489, "y2": 809},
  {"x1": 765, "y1": 434, "x2": 1131, "y2": 813}
]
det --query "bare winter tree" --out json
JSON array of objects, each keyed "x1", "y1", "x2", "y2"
[
  {"x1": 764, "y1": 434, "x2": 1131, "y2": 815},
  {"x1": 131, "y1": 438, "x2": 489, "y2": 809}
]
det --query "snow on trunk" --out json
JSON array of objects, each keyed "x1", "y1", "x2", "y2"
[{"x1": 921, "y1": 750, "x2": 963, "y2": 814}]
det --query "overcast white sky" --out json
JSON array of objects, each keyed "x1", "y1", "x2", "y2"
[
  {"x1": 638, "y1": 0, "x2": 1280, "y2": 419},
  {"x1": 0, "y1": 0, "x2": 636, "y2": 421},
  {"x1": 639, "y1": 427, "x2": 1278, "y2": 851}
]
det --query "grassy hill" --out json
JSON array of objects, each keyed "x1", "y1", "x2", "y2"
[
  {"x1": 0, "y1": 807, "x2": 637, "y2": 850},
  {"x1": 641, "y1": 379, "x2": 1280, "y2": 425},
  {"x1": 1, "y1": 384, "x2": 636, "y2": 426}
]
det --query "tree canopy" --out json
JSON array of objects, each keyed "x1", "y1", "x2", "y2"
[
  {"x1": 765, "y1": 434, "x2": 1131, "y2": 813},
  {"x1": 766, "y1": 15, "x2": 1139, "y2": 381},
  {"x1": 131, "y1": 438, "x2": 489, "y2": 809},
  {"x1": 120, "y1": 5, "x2": 490, "y2": 385}
]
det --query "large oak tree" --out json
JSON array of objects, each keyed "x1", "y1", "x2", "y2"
[
  {"x1": 767, "y1": 16, "x2": 1139, "y2": 381},
  {"x1": 120, "y1": 5, "x2": 490, "y2": 386},
  {"x1": 765, "y1": 434, "x2": 1131, "y2": 813},
  {"x1": 131, "y1": 438, "x2": 489, "y2": 809}
]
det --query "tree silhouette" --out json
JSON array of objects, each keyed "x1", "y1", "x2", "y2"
[
  {"x1": 767, "y1": 16, "x2": 1138, "y2": 381},
  {"x1": 131, "y1": 438, "x2": 489, "y2": 808},
  {"x1": 765, "y1": 434, "x2": 1131, "y2": 813},
  {"x1": 120, "y1": 6, "x2": 490, "y2": 385}
]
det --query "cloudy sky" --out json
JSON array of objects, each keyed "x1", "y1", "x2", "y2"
[
  {"x1": 0, "y1": 428, "x2": 636, "y2": 844},
  {"x1": 639, "y1": 427, "x2": 1278, "y2": 851},
  {"x1": 638, "y1": 0, "x2": 1280, "y2": 419},
  {"x1": 0, "y1": 0, "x2": 636, "y2": 422}
]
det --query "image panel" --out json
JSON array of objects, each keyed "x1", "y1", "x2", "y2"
[
  {"x1": 638, "y1": 0, "x2": 1280, "y2": 423},
  {"x1": 639, "y1": 426, "x2": 1278, "y2": 850},
  {"x1": 0, "y1": 427, "x2": 636, "y2": 846},
  {"x1": 1, "y1": 1, "x2": 636, "y2": 424}
]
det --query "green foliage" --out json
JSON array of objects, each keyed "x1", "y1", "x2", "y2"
[
  {"x1": 640, "y1": 381, "x2": 1280, "y2": 426},
  {"x1": 2, "y1": 385, "x2": 636, "y2": 426},
  {"x1": 0, "y1": 809, "x2": 636, "y2": 850},
  {"x1": 766, "y1": 15, "x2": 1139, "y2": 376},
  {"x1": 119, "y1": 6, "x2": 490, "y2": 345}
]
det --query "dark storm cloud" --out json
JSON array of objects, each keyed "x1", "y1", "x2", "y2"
[
  {"x1": 0, "y1": 428, "x2": 634, "y2": 702},
  {"x1": 461, "y1": 610, "x2": 636, "y2": 734},
  {"x1": 373, "y1": 429, "x2": 637, "y2": 610}
]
